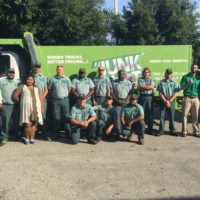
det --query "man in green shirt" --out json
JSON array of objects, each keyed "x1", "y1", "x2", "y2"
[
  {"x1": 48, "y1": 65, "x2": 72, "y2": 139},
  {"x1": 138, "y1": 67, "x2": 155, "y2": 134},
  {"x1": 180, "y1": 63, "x2": 200, "y2": 137},
  {"x1": 157, "y1": 69, "x2": 180, "y2": 136},
  {"x1": 0, "y1": 68, "x2": 20, "y2": 146},
  {"x1": 111, "y1": 70, "x2": 132, "y2": 135},
  {"x1": 93, "y1": 66, "x2": 112, "y2": 106},
  {"x1": 70, "y1": 98, "x2": 97, "y2": 145},
  {"x1": 32, "y1": 63, "x2": 49, "y2": 140},
  {"x1": 121, "y1": 94, "x2": 145, "y2": 145},
  {"x1": 95, "y1": 96, "x2": 115, "y2": 141},
  {"x1": 71, "y1": 68, "x2": 94, "y2": 105}
]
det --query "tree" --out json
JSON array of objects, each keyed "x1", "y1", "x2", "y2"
[
  {"x1": 0, "y1": 0, "x2": 107, "y2": 45},
  {"x1": 122, "y1": 0, "x2": 164, "y2": 45}
]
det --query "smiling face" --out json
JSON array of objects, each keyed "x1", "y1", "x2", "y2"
[
  {"x1": 191, "y1": 64, "x2": 199, "y2": 74},
  {"x1": 25, "y1": 76, "x2": 35, "y2": 87},
  {"x1": 7, "y1": 71, "x2": 15, "y2": 79}
]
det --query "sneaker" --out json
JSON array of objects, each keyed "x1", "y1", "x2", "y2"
[
  {"x1": 87, "y1": 138, "x2": 97, "y2": 145},
  {"x1": 0, "y1": 139, "x2": 8, "y2": 146},
  {"x1": 29, "y1": 140, "x2": 35, "y2": 144},
  {"x1": 24, "y1": 138, "x2": 29, "y2": 145},
  {"x1": 193, "y1": 133, "x2": 200, "y2": 138},
  {"x1": 181, "y1": 133, "x2": 187, "y2": 137}
]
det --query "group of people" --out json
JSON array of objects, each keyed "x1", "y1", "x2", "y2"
[{"x1": 0, "y1": 63, "x2": 200, "y2": 146}]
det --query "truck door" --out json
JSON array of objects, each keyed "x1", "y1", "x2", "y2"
[{"x1": 0, "y1": 51, "x2": 20, "y2": 80}]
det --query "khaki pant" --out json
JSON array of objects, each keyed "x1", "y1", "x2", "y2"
[{"x1": 182, "y1": 97, "x2": 199, "y2": 135}]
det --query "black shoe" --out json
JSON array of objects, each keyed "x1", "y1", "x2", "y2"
[
  {"x1": 88, "y1": 138, "x2": 97, "y2": 145},
  {"x1": 171, "y1": 131, "x2": 179, "y2": 137},
  {"x1": 145, "y1": 129, "x2": 153, "y2": 135},
  {"x1": 96, "y1": 137, "x2": 101, "y2": 142},
  {"x1": 156, "y1": 132, "x2": 164, "y2": 137}
]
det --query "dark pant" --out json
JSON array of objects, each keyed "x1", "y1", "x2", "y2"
[
  {"x1": 95, "y1": 96, "x2": 106, "y2": 106},
  {"x1": 122, "y1": 120, "x2": 145, "y2": 140},
  {"x1": 0, "y1": 104, "x2": 20, "y2": 141},
  {"x1": 96, "y1": 119, "x2": 113, "y2": 139},
  {"x1": 113, "y1": 105, "x2": 122, "y2": 134},
  {"x1": 51, "y1": 97, "x2": 71, "y2": 136},
  {"x1": 138, "y1": 95, "x2": 153, "y2": 132},
  {"x1": 71, "y1": 121, "x2": 96, "y2": 144},
  {"x1": 159, "y1": 100, "x2": 176, "y2": 133}
]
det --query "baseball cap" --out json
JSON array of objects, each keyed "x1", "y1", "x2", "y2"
[
  {"x1": 130, "y1": 94, "x2": 138, "y2": 100},
  {"x1": 106, "y1": 96, "x2": 113, "y2": 100},
  {"x1": 79, "y1": 68, "x2": 86, "y2": 73},
  {"x1": 34, "y1": 62, "x2": 41, "y2": 68},
  {"x1": 8, "y1": 68, "x2": 15, "y2": 73},
  {"x1": 165, "y1": 68, "x2": 173, "y2": 74}
]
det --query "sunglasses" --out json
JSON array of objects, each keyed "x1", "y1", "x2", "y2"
[{"x1": 8, "y1": 71, "x2": 15, "y2": 74}]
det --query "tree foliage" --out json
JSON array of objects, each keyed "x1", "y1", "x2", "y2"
[{"x1": 0, "y1": 0, "x2": 107, "y2": 45}]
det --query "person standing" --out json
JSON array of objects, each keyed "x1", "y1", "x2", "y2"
[
  {"x1": 111, "y1": 69, "x2": 132, "y2": 135},
  {"x1": 121, "y1": 94, "x2": 145, "y2": 145},
  {"x1": 71, "y1": 68, "x2": 94, "y2": 105},
  {"x1": 93, "y1": 66, "x2": 112, "y2": 106},
  {"x1": 48, "y1": 65, "x2": 71, "y2": 139},
  {"x1": 0, "y1": 68, "x2": 20, "y2": 146},
  {"x1": 157, "y1": 69, "x2": 180, "y2": 136},
  {"x1": 32, "y1": 63, "x2": 49, "y2": 140},
  {"x1": 70, "y1": 98, "x2": 97, "y2": 145},
  {"x1": 180, "y1": 63, "x2": 200, "y2": 137},
  {"x1": 138, "y1": 67, "x2": 155, "y2": 134},
  {"x1": 13, "y1": 75, "x2": 43, "y2": 144}
]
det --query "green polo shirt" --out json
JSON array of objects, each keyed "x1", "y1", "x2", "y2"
[
  {"x1": 137, "y1": 77, "x2": 155, "y2": 95},
  {"x1": 0, "y1": 78, "x2": 20, "y2": 104},
  {"x1": 96, "y1": 105, "x2": 115, "y2": 123},
  {"x1": 48, "y1": 75, "x2": 71, "y2": 99},
  {"x1": 121, "y1": 103, "x2": 144, "y2": 122},
  {"x1": 72, "y1": 77, "x2": 94, "y2": 96},
  {"x1": 112, "y1": 79, "x2": 132, "y2": 99},
  {"x1": 33, "y1": 73, "x2": 48, "y2": 94},
  {"x1": 70, "y1": 103, "x2": 96, "y2": 122},
  {"x1": 157, "y1": 79, "x2": 180, "y2": 99},
  {"x1": 93, "y1": 76, "x2": 112, "y2": 97},
  {"x1": 180, "y1": 73, "x2": 200, "y2": 96}
]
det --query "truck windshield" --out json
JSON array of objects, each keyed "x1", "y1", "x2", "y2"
[{"x1": 0, "y1": 54, "x2": 10, "y2": 77}]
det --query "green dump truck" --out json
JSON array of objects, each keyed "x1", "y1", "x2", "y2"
[{"x1": 0, "y1": 32, "x2": 192, "y2": 104}]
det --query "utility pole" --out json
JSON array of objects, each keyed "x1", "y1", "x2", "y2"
[{"x1": 114, "y1": 0, "x2": 119, "y2": 15}]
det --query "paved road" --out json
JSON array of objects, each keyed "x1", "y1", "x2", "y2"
[{"x1": 0, "y1": 120, "x2": 200, "y2": 200}]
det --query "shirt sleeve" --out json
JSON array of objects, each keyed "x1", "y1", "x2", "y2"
[
  {"x1": 180, "y1": 76, "x2": 186, "y2": 87},
  {"x1": 107, "y1": 77, "x2": 112, "y2": 89},
  {"x1": 121, "y1": 107, "x2": 125, "y2": 117},
  {"x1": 157, "y1": 81, "x2": 162, "y2": 92},
  {"x1": 48, "y1": 78, "x2": 53, "y2": 90},
  {"x1": 0, "y1": 90, "x2": 2, "y2": 104},
  {"x1": 89, "y1": 78, "x2": 95, "y2": 89},
  {"x1": 89, "y1": 106, "x2": 96, "y2": 117},
  {"x1": 150, "y1": 78, "x2": 155, "y2": 86},
  {"x1": 71, "y1": 79, "x2": 76, "y2": 89},
  {"x1": 70, "y1": 107, "x2": 76, "y2": 119},
  {"x1": 66, "y1": 77, "x2": 72, "y2": 88},
  {"x1": 138, "y1": 105, "x2": 144, "y2": 116}
]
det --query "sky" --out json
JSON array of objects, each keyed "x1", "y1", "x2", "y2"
[
  {"x1": 104, "y1": 0, "x2": 129, "y2": 13},
  {"x1": 104, "y1": 0, "x2": 200, "y2": 14}
]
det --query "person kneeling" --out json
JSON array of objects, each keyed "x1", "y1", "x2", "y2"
[
  {"x1": 121, "y1": 94, "x2": 145, "y2": 145},
  {"x1": 70, "y1": 98, "x2": 97, "y2": 145}
]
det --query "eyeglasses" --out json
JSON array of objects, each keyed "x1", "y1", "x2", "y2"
[
  {"x1": 8, "y1": 71, "x2": 15, "y2": 74},
  {"x1": 98, "y1": 69, "x2": 104, "y2": 71}
]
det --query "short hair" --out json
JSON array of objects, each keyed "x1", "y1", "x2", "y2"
[
  {"x1": 56, "y1": 65, "x2": 64, "y2": 69},
  {"x1": 142, "y1": 67, "x2": 150, "y2": 75}
]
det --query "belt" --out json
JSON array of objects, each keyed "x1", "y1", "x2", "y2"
[
  {"x1": 53, "y1": 97, "x2": 67, "y2": 100},
  {"x1": 95, "y1": 95, "x2": 106, "y2": 98},
  {"x1": 140, "y1": 94, "x2": 153, "y2": 96},
  {"x1": 184, "y1": 95, "x2": 198, "y2": 99}
]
